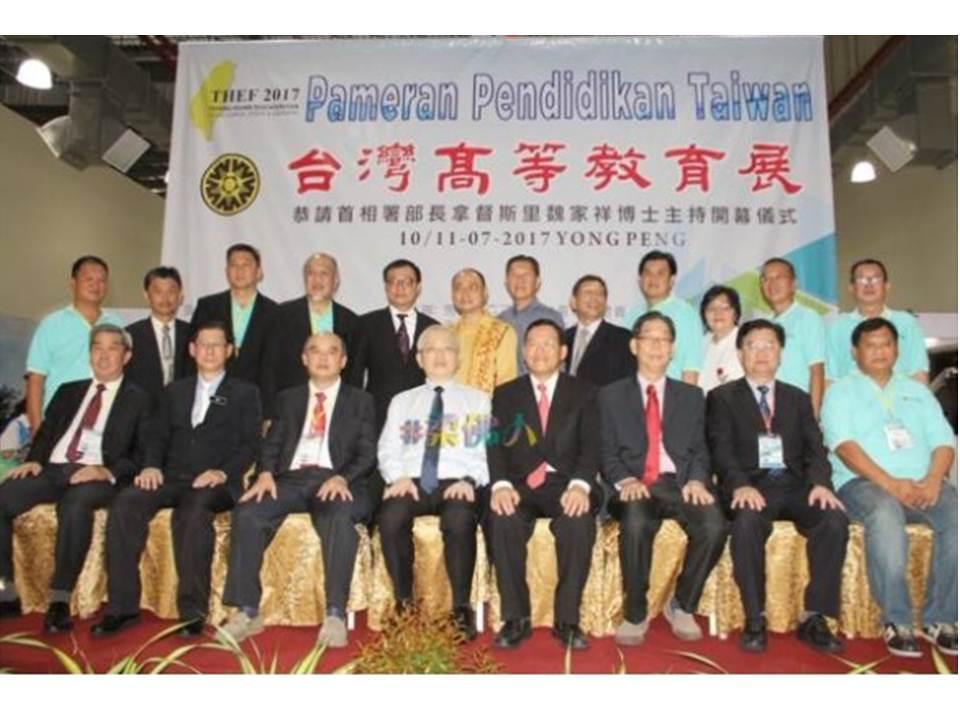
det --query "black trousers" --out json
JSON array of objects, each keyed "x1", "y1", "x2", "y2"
[
  {"x1": 222, "y1": 468, "x2": 369, "y2": 613},
  {"x1": 377, "y1": 478, "x2": 480, "y2": 609},
  {"x1": 609, "y1": 474, "x2": 728, "y2": 623},
  {"x1": 104, "y1": 481, "x2": 234, "y2": 619},
  {"x1": 485, "y1": 475, "x2": 597, "y2": 625},
  {"x1": 728, "y1": 476, "x2": 849, "y2": 622},
  {"x1": 0, "y1": 464, "x2": 116, "y2": 594}
]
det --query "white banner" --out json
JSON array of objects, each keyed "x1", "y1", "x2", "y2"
[{"x1": 162, "y1": 36, "x2": 836, "y2": 322}]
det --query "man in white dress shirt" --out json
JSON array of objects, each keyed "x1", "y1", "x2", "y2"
[{"x1": 377, "y1": 325, "x2": 491, "y2": 640}]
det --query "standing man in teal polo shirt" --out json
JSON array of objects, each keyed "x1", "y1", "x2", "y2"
[
  {"x1": 757, "y1": 257, "x2": 826, "y2": 416},
  {"x1": 826, "y1": 258, "x2": 929, "y2": 384},
  {"x1": 822, "y1": 317, "x2": 956, "y2": 658},
  {"x1": 623, "y1": 251, "x2": 702, "y2": 385},
  {"x1": 25, "y1": 256, "x2": 122, "y2": 435}
]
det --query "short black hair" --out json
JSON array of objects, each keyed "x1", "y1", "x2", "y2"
[
  {"x1": 761, "y1": 257, "x2": 796, "y2": 279},
  {"x1": 849, "y1": 258, "x2": 888, "y2": 284},
  {"x1": 699, "y1": 285, "x2": 742, "y2": 328},
  {"x1": 191, "y1": 319, "x2": 234, "y2": 345},
  {"x1": 506, "y1": 254, "x2": 540, "y2": 277},
  {"x1": 852, "y1": 317, "x2": 899, "y2": 347},
  {"x1": 571, "y1": 274, "x2": 608, "y2": 297},
  {"x1": 632, "y1": 311, "x2": 676, "y2": 341},
  {"x1": 638, "y1": 251, "x2": 677, "y2": 277},
  {"x1": 736, "y1": 319, "x2": 786, "y2": 349},
  {"x1": 143, "y1": 266, "x2": 183, "y2": 291},
  {"x1": 382, "y1": 258, "x2": 422, "y2": 284},
  {"x1": 524, "y1": 318, "x2": 564, "y2": 345},
  {"x1": 226, "y1": 243, "x2": 261, "y2": 266},
  {"x1": 71, "y1": 255, "x2": 109, "y2": 278}
]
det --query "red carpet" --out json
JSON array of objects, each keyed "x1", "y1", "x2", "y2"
[{"x1": 0, "y1": 610, "x2": 954, "y2": 674}]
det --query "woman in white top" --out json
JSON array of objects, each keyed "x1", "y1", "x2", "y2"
[{"x1": 699, "y1": 285, "x2": 745, "y2": 394}]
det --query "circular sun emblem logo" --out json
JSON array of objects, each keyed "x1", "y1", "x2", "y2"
[{"x1": 200, "y1": 154, "x2": 260, "y2": 216}]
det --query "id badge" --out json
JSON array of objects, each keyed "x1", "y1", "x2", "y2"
[
  {"x1": 295, "y1": 435, "x2": 324, "y2": 467},
  {"x1": 758, "y1": 433, "x2": 785, "y2": 470},
  {"x1": 78, "y1": 428, "x2": 104, "y2": 465},
  {"x1": 884, "y1": 422, "x2": 914, "y2": 452}
]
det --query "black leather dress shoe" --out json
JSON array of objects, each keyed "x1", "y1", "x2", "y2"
[
  {"x1": 90, "y1": 613, "x2": 140, "y2": 637},
  {"x1": 552, "y1": 622, "x2": 590, "y2": 651},
  {"x1": 0, "y1": 598, "x2": 22, "y2": 619},
  {"x1": 493, "y1": 618, "x2": 532, "y2": 649},
  {"x1": 43, "y1": 601, "x2": 73, "y2": 634},
  {"x1": 176, "y1": 618, "x2": 205, "y2": 637},
  {"x1": 796, "y1": 614, "x2": 844, "y2": 653},
  {"x1": 739, "y1": 618, "x2": 767, "y2": 653},
  {"x1": 452, "y1": 606, "x2": 477, "y2": 641}
]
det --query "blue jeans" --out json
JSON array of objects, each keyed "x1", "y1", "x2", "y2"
[{"x1": 839, "y1": 478, "x2": 957, "y2": 628}]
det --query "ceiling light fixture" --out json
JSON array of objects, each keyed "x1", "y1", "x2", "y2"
[
  {"x1": 850, "y1": 160, "x2": 877, "y2": 184},
  {"x1": 16, "y1": 58, "x2": 52, "y2": 90}
]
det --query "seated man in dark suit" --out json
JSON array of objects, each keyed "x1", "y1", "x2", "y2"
[
  {"x1": 564, "y1": 274, "x2": 633, "y2": 388},
  {"x1": 599, "y1": 311, "x2": 727, "y2": 646},
  {"x1": 354, "y1": 259, "x2": 439, "y2": 516},
  {"x1": 190, "y1": 243, "x2": 277, "y2": 401},
  {"x1": 707, "y1": 319, "x2": 848, "y2": 653},
  {"x1": 267, "y1": 253, "x2": 362, "y2": 417},
  {"x1": 219, "y1": 332, "x2": 376, "y2": 647},
  {"x1": 0, "y1": 324, "x2": 150, "y2": 633},
  {"x1": 487, "y1": 319, "x2": 600, "y2": 651},
  {"x1": 91, "y1": 320, "x2": 262, "y2": 638},
  {"x1": 377, "y1": 325, "x2": 491, "y2": 640},
  {"x1": 125, "y1": 266, "x2": 193, "y2": 408}
]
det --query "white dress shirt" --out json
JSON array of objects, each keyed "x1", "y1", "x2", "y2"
[
  {"x1": 191, "y1": 372, "x2": 226, "y2": 428},
  {"x1": 50, "y1": 377, "x2": 123, "y2": 466},
  {"x1": 290, "y1": 378, "x2": 341, "y2": 471},
  {"x1": 699, "y1": 330, "x2": 744, "y2": 394},
  {"x1": 491, "y1": 372, "x2": 592, "y2": 495},
  {"x1": 378, "y1": 379, "x2": 491, "y2": 486},
  {"x1": 746, "y1": 378, "x2": 777, "y2": 418},
  {"x1": 389, "y1": 305, "x2": 419, "y2": 334}
]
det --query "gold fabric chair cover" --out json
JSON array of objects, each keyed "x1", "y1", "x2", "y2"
[
  {"x1": 13, "y1": 505, "x2": 371, "y2": 625},
  {"x1": 367, "y1": 516, "x2": 489, "y2": 631}
]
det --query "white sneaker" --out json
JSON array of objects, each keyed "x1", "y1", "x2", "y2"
[
  {"x1": 317, "y1": 615, "x2": 348, "y2": 648},
  {"x1": 614, "y1": 619, "x2": 649, "y2": 646},
  {"x1": 218, "y1": 610, "x2": 264, "y2": 644},
  {"x1": 663, "y1": 598, "x2": 703, "y2": 641}
]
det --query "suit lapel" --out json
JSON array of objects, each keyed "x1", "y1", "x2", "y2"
[
  {"x1": 625, "y1": 377, "x2": 649, "y2": 447},
  {"x1": 520, "y1": 379, "x2": 544, "y2": 438},
  {"x1": 661, "y1": 378, "x2": 677, "y2": 436},
  {"x1": 735, "y1": 379, "x2": 767, "y2": 433},
  {"x1": 174, "y1": 320, "x2": 190, "y2": 377},
  {"x1": 326, "y1": 386, "x2": 348, "y2": 467},
  {"x1": 139, "y1": 320, "x2": 164, "y2": 382},
  {"x1": 771, "y1": 382, "x2": 789, "y2": 435},
  {"x1": 577, "y1": 322, "x2": 605, "y2": 370}
]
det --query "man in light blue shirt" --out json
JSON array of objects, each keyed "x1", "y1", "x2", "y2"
[
  {"x1": 497, "y1": 254, "x2": 564, "y2": 373},
  {"x1": 623, "y1": 251, "x2": 702, "y2": 385},
  {"x1": 826, "y1": 258, "x2": 929, "y2": 384},
  {"x1": 757, "y1": 257, "x2": 826, "y2": 416},
  {"x1": 822, "y1": 317, "x2": 956, "y2": 658},
  {"x1": 25, "y1": 256, "x2": 122, "y2": 434}
]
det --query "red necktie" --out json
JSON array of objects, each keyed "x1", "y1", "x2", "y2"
[
  {"x1": 311, "y1": 392, "x2": 327, "y2": 437},
  {"x1": 66, "y1": 383, "x2": 106, "y2": 463},
  {"x1": 526, "y1": 382, "x2": 550, "y2": 490},
  {"x1": 641, "y1": 384, "x2": 661, "y2": 486}
]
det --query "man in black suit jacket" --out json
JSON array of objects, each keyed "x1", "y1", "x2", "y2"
[
  {"x1": 92, "y1": 320, "x2": 262, "y2": 638},
  {"x1": 0, "y1": 324, "x2": 150, "y2": 633},
  {"x1": 599, "y1": 311, "x2": 727, "y2": 647},
  {"x1": 564, "y1": 274, "x2": 634, "y2": 387},
  {"x1": 487, "y1": 319, "x2": 600, "y2": 651},
  {"x1": 189, "y1": 243, "x2": 277, "y2": 400},
  {"x1": 707, "y1": 319, "x2": 848, "y2": 654},
  {"x1": 125, "y1": 266, "x2": 193, "y2": 407},
  {"x1": 266, "y1": 252, "x2": 362, "y2": 417},
  {"x1": 219, "y1": 331, "x2": 376, "y2": 647}
]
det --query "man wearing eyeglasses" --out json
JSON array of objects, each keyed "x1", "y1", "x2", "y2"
[
  {"x1": 825, "y1": 259, "x2": 929, "y2": 385},
  {"x1": 707, "y1": 319, "x2": 848, "y2": 654}
]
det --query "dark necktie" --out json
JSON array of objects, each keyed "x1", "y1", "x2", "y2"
[
  {"x1": 66, "y1": 383, "x2": 106, "y2": 462},
  {"x1": 419, "y1": 386, "x2": 444, "y2": 493},
  {"x1": 397, "y1": 313, "x2": 411, "y2": 360},
  {"x1": 757, "y1": 385, "x2": 772, "y2": 428},
  {"x1": 641, "y1": 384, "x2": 661, "y2": 486}
]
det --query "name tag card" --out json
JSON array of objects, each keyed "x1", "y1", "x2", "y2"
[
  {"x1": 884, "y1": 422, "x2": 914, "y2": 452},
  {"x1": 295, "y1": 435, "x2": 324, "y2": 468},
  {"x1": 78, "y1": 428, "x2": 104, "y2": 465},
  {"x1": 758, "y1": 433, "x2": 785, "y2": 470}
]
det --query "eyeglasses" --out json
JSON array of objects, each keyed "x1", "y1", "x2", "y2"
[
  {"x1": 853, "y1": 276, "x2": 884, "y2": 287},
  {"x1": 743, "y1": 341, "x2": 777, "y2": 352},
  {"x1": 706, "y1": 304, "x2": 733, "y2": 313},
  {"x1": 195, "y1": 341, "x2": 227, "y2": 350},
  {"x1": 637, "y1": 335, "x2": 673, "y2": 346}
]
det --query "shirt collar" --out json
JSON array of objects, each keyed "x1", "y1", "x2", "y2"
[
  {"x1": 92, "y1": 376, "x2": 123, "y2": 393},
  {"x1": 646, "y1": 294, "x2": 674, "y2": 310},
  {"x1": 852, "y1": 305, "x2": 891, "y2": 321},
  {"x1": 746, "y1": 377, "x2": 776, "y2": 397},
  {"x1": 636, "y1": 373, "x2": 667, "y2": 399},
  {"x1": 772, "y1": 300, "x2": 798, "y2": 320},
  {"x1": 389, "y1": 305, "x2": 417, "y2": 323},
  {"x1": 530, "y1": 372, "x2": 559, "y2": 398},
  {"x1": 578, "y1": 317, "x2": 603, "y2": 334},
  {"x1": 150, "y1": 315, "x2": 176, "y2": 333},
  {"x1": 198, "y1": 371, "x2": 226, "y2": 394},
  {"x1": 309, "y1": 377, "x2": 341, "y2": 400},
  {"x1": 231, "y1": 291, "x2": 258, "y2": 310},
  {"x1": 426, "y1": 377, "x2": 455, "y2": 392}
]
